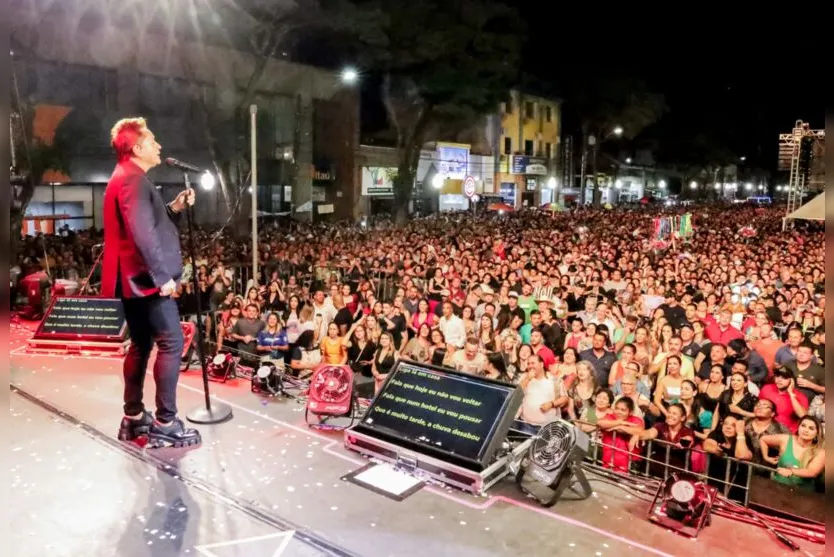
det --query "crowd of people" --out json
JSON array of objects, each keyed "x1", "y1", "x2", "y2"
[{"x1": 14, "y1": 203, "x2": 825, "y2": 498}]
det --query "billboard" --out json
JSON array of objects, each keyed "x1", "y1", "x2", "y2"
[
  {"x1": 437, "y1": 143, "x2": 470, "y2": 180},
  {"x1": 362, "y1": 167, "x2": 397, "y2": 197}
]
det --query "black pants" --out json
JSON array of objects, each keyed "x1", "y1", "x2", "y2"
[{"x1": 121, "y1": 294, "x2": 184, "y2": 422}]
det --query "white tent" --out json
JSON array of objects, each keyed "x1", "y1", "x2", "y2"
[
  {"x1": 783, "y1": 192, "x2": 825, "y2": 229},
  {"x1": 787, "y1": 192, "x2": 825, "y2": 221}
]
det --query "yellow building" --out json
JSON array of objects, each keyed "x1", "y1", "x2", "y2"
[{"x1": 495, "y1": 90, "x2": 562, "y2": 208}]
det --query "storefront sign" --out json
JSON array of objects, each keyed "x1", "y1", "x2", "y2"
[
  {"x1": 511, "y1": 156, "x2": 548, "y2": 176},
  {"x1": 362, "y1": 167, "x2": 397, "y2": 197},
  {"x1": 499, "y1": 182, "x2": 516, "y2": 205},
  {"x1": 463, "y1": 176, "x2": 476, "y2": 198},
  {"x1": 314, "y1": 166, "x2": 335, "y2": 181}
]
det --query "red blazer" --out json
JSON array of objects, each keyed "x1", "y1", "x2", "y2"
[{"x1": 100, "y1": 160, "x2": 184, "y2": 299}]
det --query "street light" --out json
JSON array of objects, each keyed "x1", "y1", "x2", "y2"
[
  {"x1": 625, "y1": 157, "x2": 632, "y2": 164},
  {"x1": 739, "y1": 156, "x2": 746, "y2": 162},
  {"x1": 689, "y1": 181, "x2": 697, "y2": 190},
  {"x1": 547, "y1": 177, "x2": 557, "y2": 189},
  {"x1": 431, "y1": 173, "x2": 444, "y2": 189},
  {"x1": 612, "y1": 126, "x2": 623, "y2": 136},
  {"x1": 341, "y1": 67, "x2": 358, "y2": 84},
  {"x1": 658, "y1": 180, "x2": 666, "y2": 189},
  {"x1": 200, "y1": 171, "x2": 215, "y2": 191},
  {"x1": 744, "y1": 183, "x2": 753, "y2": 191}
]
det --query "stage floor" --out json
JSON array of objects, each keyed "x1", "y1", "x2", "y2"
[{"x1": 8, "y1": 323, "x2": 824, "y2": 557}]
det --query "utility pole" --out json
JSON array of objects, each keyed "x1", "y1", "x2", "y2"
[
  {"x1": 250, "y1": 104, "x2": 258, "y2": 288},
  {"x1": 579, "y1": 133, "x2": 592, "y2": 205}
]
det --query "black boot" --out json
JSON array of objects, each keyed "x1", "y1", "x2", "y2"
[
  {"x1": 117, "y1": 410, "x2": 154, "y2": 441},
  {"x1": 147, "y1": 417, "x2": 202, "y2": 448}
]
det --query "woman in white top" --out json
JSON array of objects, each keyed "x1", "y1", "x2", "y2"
[
  {"x1": 654, "y1": 354, "x2": 685, "y2": 418},
  {"x1": 282, "y1": 295, "x2": 302, "y2": 345}
]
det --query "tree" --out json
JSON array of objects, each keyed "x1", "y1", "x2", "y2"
[
  {"x1": 179, "y1": 1, "x2": 306, "y2": 227},
  {"x1": 558, "y1": 70, "x2": 666, "y2": 205},
  {"x1": 654, "y1": 127, "x2": 737, "y2": 199},
  {"x1": 313, "y1": 0, "x2": 524, "y2": 223}
]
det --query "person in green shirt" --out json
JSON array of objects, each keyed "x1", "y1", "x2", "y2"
[
  {"x1": 517, "y1": 282, "x2": 537, "y2": 323},
  {"x1": 759, "y1": 416, "x2": 824, "y2": 490},
  {"x1": 520, "y1": 310, "x2": 543, "y2": 344},
  {"x1": 612, "y1": 315, "x2": 639, "y2": 352}
]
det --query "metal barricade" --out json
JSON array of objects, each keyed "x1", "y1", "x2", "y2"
[{"x1": 569, "y1": 418, "x2": 784, "y2": 507}]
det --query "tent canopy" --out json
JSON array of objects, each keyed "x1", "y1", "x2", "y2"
[{"x1": 786, "y1": 192, "x2": 825, "y2": 221}]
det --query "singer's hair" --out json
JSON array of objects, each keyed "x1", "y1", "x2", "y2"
[{"x1": 110, "y1": 117, "x2": 147, "y2": 161}]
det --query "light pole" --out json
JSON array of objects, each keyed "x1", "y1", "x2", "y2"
[
  {"x1": 250, "y1": 104, "x2": 258, "y2": 289},
  {"x1": 587, "y1": 125, "x2": 623, "y2": 206},
  {"x1": 547, "y1": 176, "x2": 557, "y2": 205},
  {"x1": 341, "y1": 67, "x2": 358, "y2": 84}
]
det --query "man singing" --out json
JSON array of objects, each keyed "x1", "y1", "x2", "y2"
[{"x1": 101, "y1": 117, "x2": 201, "y2": 448}]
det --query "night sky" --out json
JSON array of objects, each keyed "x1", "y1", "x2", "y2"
[
  {"x1": 518, "y1": 9, "x2": 824, "y2": 174},
  {"x1": 190, "y1": 0, "x2": 825, "y2": 174}
]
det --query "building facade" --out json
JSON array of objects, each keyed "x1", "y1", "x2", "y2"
[
  {"x1": 12, "y1": 2, "x2": 359, "y2": 227},
  {"x1": 495, "y1": 91, "x2": 562, "y2": 208},
  {"x1": 353, "y1": 143, "x2": 494, "y2": 216}
]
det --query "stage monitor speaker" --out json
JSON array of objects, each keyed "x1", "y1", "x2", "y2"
[
  {"x1": 33, "y1": 295, "x2": 127, "y2": 342},
  {"x1": 350, "y1": 360, "x2": 522, "y2": 472}
]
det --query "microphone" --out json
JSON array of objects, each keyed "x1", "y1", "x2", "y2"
[{"x1": 165, "y1": 157, "x2": 202, "y2": 173}]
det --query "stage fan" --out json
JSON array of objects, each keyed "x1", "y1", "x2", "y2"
[
  {"x1": 515, "y1": 419, "x2": 592, "y2": 506},
  {"x1": 206, "y1": 353, "x2": 237, "y2": 383},
  {"x1": 648, "y1": 472, "x2": 717, "y2": 538},
  {"x1": 251, "y1": 361, "x2": 284, "y2": 396},
  {"x1": 18, "y1": 272, "x2": 51, "y2": 320},
  {"x1": 305, "y1": 364, "x2": 356, "y2": 428}
]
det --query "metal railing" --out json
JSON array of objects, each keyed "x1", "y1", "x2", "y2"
[{"x1": 569, "y1": 419, "x2": 813, "y2": 507}]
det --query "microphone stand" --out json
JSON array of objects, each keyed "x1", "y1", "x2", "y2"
[{"x1": 181, "y1": 171, "x2": 233, "y2": 425}]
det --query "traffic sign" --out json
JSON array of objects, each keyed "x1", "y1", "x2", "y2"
[{"x1": 463, "y1": 175, "x2": 476, "y2": 198}]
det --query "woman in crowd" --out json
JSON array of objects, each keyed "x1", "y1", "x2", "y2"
[
  {"x1": 712, "y1": 371, "x2": 758, "y2": 429},
  {"x1": 567, "y1": 361, "x2": 598, "y2": 420},
  {"x1": 402, "y1": 323, "x2": 432, "y2": 363},
  {"x1": 703, "y1": 415, "x2": 750, "y2": 501},
  {"x1": 578, "y1": 388, "x2": 614, "y2": 433},
  {"x1": 372, "y1": 332, "x2": 398, "y2": 394},
  {"x1": 346, "y1": 323, "x2": 376, "y2": 378},
  {"x1": 597, "y1": 396, "x2": 644, "y2": 472},
  {"x1": 409, "y1": 298, "x2": 436, "y2": 337},
  {"x1": 320, "y1": 322, "x2": 348, "y2": 365},
  {"x1": 759, "y1": 416, "x2": 825, "y2": 490},
  {"x1": 552, "y1": 346, "x2": 579, "y2": 390},
  {"x1": 639, "y1": 403, "x2": 696, "y2": 477},
  {"x1": 654, "y1": 355, "x2": 685, "y2": 416},
  {"x1": 256, "y1": 312, "x2": 289, "y2": 362}
]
